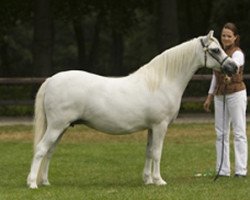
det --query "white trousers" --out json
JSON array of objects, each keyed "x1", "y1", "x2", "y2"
[{"x1": 214, "y1": 90, "x2": 248, "y2": 176}]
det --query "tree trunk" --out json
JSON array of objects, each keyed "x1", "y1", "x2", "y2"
[
  {"x1": 73, "y1": 17, "x2": 86, "y2": 70},
  {"x1": 33, "y1": 0, "x2": 54, "y2": 76},
  {"x1": 0, "y1": 39, "x2": 10, "y2": 76},
  {"x1": 110, "y1": 30, "x2": 124, "y2": 76},
  {"x1": 87, "y1": 12, "x2": 103, "y2": 74},
  {"x1": 157, "y1": 0, "x2": 179, "y2": 52}
]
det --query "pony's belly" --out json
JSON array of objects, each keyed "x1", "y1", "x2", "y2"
[{"x1": 82, "y1": 119, "x2": 147, "y2": 135}]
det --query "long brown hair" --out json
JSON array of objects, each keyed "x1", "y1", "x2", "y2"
[{"x1": 222, "y1": 22, "x2": 240, "y2": 47}]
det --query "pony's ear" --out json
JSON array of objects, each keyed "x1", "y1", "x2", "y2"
[
  {"x1": 207, "y1": 30, "x2": 214, "y2": 38},
  {"x1": 203, "y1": 30, "x2": 214, "y2": 45}
]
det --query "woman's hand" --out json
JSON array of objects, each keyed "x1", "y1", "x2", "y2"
[{"x1": 203, "y1": 94, "x2": 213, "y2": 112}]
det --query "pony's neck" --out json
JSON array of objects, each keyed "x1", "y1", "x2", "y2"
[
  {"x1": 163, "y1": 38, "x2": 199, "y2": 81},
  {"x1": 135, "y1": 38, "x2": 200, "y2": 92},
  {"x1": 166, "y1": 38, "x2": 201, "y2": 93}
]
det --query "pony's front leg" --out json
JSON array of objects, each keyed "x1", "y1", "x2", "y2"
[
  {"x1": 143, "y1": 129, "x2": 153, "y2": 184},
  {"x1": 151, "y1": 122, "x2": 168, "y2": 185}
]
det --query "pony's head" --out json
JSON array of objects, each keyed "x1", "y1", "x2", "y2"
[{"x1": 199, "y1": 30, "x2": 237, "y2": 76}]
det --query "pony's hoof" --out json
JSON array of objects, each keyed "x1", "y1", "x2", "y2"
[
  {"x1": 42, "y1": 180, "x2": 50, "y2": 186},
  {"x1": 144, "y1": 178, "x2": 154, "y2": 185},
  {"x1": 153, "y1": 178, "x2": 167, "y2": 186},
  {"x1": 27, "y1": 174, "x2": 31, "y2": 186},
  {"x1": 29, "y1": 183, "x2": 38, "y2": 189}
]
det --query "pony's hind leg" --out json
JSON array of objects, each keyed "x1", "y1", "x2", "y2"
[
  {"x1": 28, "y1": 127, "x2": 64, "y2": 189},
  {"x1": 39, "y1": 132, "x2": 64, "y2": 186}
]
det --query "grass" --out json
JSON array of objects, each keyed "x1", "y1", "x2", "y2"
[{"x1": 0, "y1": 123, "x2": 249, "y2": 200}]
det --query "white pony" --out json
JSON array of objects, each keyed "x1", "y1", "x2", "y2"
[{"x1": 27, "y1": 31, "x2": 237, "y2": 189}]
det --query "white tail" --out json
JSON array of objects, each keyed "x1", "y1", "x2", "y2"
[{"x1": 33, "y1": 79, "x2": 48, "y2": 150}]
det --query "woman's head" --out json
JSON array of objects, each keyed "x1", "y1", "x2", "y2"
[{"x1": 221, "y1": 22, "x2": 240, "y2": 49}]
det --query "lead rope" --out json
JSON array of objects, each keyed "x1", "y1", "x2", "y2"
[
  {"x1": 199, "y1": 38, "x2": 228, "y2": 181},
  {"x1": 214, "y1": 84, "x2": 227, "y2": 181}
]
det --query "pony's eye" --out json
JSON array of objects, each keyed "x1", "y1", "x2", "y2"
[{"x1": 211, "y1": 48, "x2": 220, "y2": 54}]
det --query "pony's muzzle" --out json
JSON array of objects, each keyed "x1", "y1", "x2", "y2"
[{"x1": 221, "y1": 60, "x2": 238, "y2": 77}]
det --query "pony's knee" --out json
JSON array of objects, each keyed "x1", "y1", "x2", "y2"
[
  {"x1": 34, "y1": 144, "x2": 49, "y2": 159},
  {"x1": 152, "y1": 149, "x2": 162, "y2": 160},
  {"x1": 146, "y1": 147, "x2": 153, "y2": 158}
]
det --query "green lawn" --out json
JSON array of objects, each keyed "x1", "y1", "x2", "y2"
[{"x1": 0, "y1": 123, "x2": 249, "y2": 200}]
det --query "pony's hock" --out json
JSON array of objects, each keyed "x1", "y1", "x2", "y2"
[{"x1": 27, "y1": 31, "x2": 237, "y2": 189}]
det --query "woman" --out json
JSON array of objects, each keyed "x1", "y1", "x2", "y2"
[{"x1": 204, "y1": 22, "x2": 248, "y2": 177}]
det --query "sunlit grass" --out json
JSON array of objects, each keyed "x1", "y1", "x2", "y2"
[{"x1": 0, "y1": 123, "x2": 249, "y2": 199}]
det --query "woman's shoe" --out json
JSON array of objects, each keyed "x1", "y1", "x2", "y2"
[{"x1": 234, "y1": 174, "x2": 246, "y2": 178}]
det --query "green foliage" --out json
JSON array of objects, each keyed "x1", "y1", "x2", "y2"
[
  {"x1": 180, "y1": 102, "x2": 205, "y2": 113},
  {"x1": 0, "y1": 0, "x2": 32, "y2": 37},
  {"x1": 0, "y1": 85, "x2": 36, "y2": 100},
  {"x1": 0, "y1": 85, "x2": 36, "y2": 116},
  {"x1": 0, "y1": 105, "x2": 33, "y2": 116},
  {"x1": 0, "y1": 123, "x2": 249, "y2": 199},
  {"x1": 1, "y1": 0, "x2": 250, "y2": 100}
]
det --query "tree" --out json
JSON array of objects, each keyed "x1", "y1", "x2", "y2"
[
  {"x1": 156, "y1": 0, "x2": 179, "y2": 52},
  {"x1": 33, "y1": 0, "x2": 54, "y2": 76},
  {"x1": 0, "y1": 0, "x2": 32, "y2": 76},
  {"x1": 53, "y1": 0, "x2": 103, "y2": 73},
  {"x1": 53, "y1": 0, "x2": 149, "y2": 76},
  {"x1": 178, "y1": 0, "x2": 215, "y2": 41}
]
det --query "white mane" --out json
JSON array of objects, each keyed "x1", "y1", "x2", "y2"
[{"x1": 134, "y1": 38, "x2": 199, "y2": 90}]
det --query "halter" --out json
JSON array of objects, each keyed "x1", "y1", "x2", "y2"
[{"x1": 200, "y1": 39, "x2": 229, "y2": 69}]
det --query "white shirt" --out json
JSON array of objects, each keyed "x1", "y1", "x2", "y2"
[{"x1": 208, "y1": 50, "x2": 245, "y2": 94}]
